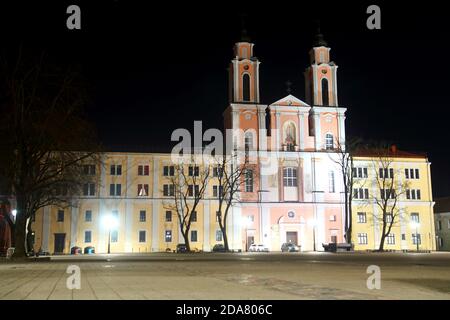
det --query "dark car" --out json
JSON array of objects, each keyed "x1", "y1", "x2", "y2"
[
  {"x1": 176, "y1": 244, "x2": 188, "y2": 253},
  {"x1": 70, "y1": 246, "x2": 82, "y2": 255},
  {"x1": 84, "y1": 246, "x2": 95, "y2": 254},
  {"x1": 281, "y1": 243, "x2": 300, "y2": 252},
  {"x1": 212, "y1": 244, "x2": 226, "y2": 252}
]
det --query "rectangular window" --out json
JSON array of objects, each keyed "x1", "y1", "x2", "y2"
[
  {"x1": 411, "y1": 213, "x2": 420, "y2": 223},
  {"x1": 283, "y1": 167, "x2": 298, "y2": 187},
  {"x1": 191, "y1": 230, "x2": 198, "y2": 242},
  {"x1": 412, "y1": 233, "x2": 421, "y2": 245},
  {"x1": 84, "y1": 231, "x2": 92, "y2": 243},
  {"x1": 358, "y1": 233, "x2": 368, "y2": 245},
  {"x1": 163, "y1": 184, "x2": 174, "y2": 196},
  {"x1": 405, "y1": 168, "x2": 409, "y2": 179},
  {"x1": 191, "y1": 211, "x2": 197, "y2": 222},
  {"x1": 137, "y1": 184, "x2": 149, "y2": 196},
  {"x1": 112, "y1": 210, "x2": 119, "y2": 220},
  {"x1": 165, "y1": 230, "x2": 172, "y2": 242},
  {"x1": 139, "y1": 210, "x2": 146, "y2": 222},
  {"x1": 138, "y1": 165, "x2": 150, "y2": 176},
  {"x1": 329, "y1": 215, "x2": 336, "y2": 222},
  {"x1": 216, "y1": 230, "x2": 223, "y2": 242},
  {"x1": 110, "y1": 164, "x2": 122, "y2": 175},
  {"x1": 188, "y1": 185, "x2": 200, "y2": 197},
  {"x1": 83, "y1": 164, "x2": 96, "y2": 175},
  {"x1": 386, "y1": 214, "x2": 393, "y2": 223},
  {"x1": 165, "y1": 211, "x2": 172, "y2": 222},
  {"x1": 111, "y1": 230, "x2": 118, "y2": 243},
  {"x1": 109, "y1": 184, "x2": 121, "y2": 196},
  {"x1": 353, "y1": 167, "x2": 368, "y2": 178},
  {"x1": 83, "y1": 183, "x2": 96, "y2": 196},
  {"x1": 407, "y1": 189, "x2": 421, "y2": 200},
  {"x1": 188, "y1": 166, "x2": 199, "y2": 177},
  {"x1": 139, "y1": 230, "x2": 146, "y2": 243},
  {"x1": 379, "y1": 168, "x2": 394, "y2": 179},
  {"x1": 245, "y1": 169, "x2": 254, "y2": 192},
  {"x1": 386, "y1": 234, "x2": 395, "y2": 245},
  {"x1": 163, "y1": 165, "x2": 175, "y2": 176},
  {"x1": 401, "y1": 234, "x2": 406, "y2": 241},
  {"x1": 357, "y1": 212, "x2": 367, "y2": 223},
  {"x1": 438, "y1": 220, "x2": 442, "y2": 231},
  {"x1": 354, "y1": 188, "x2": 369, "y2": 199},
  {"x1": 328, "y1": 170, "x2": 335, "y2": 193},
  {"x1": 57, "y1": 210, "x2": 64, "y2": 222},
  {"x1": 213, "y1": 167, "x2": 223, "y2": 177},
  {"x1": 85, "y1": 210, "x2": 92, "y2": 222},
  {"x1": 415, "y1": 169, "x2": 420, "y2": 179}
]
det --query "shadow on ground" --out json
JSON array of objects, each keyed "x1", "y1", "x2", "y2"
[{"x1": 392, "y1": 279, "x2": 450, "y2": 294}]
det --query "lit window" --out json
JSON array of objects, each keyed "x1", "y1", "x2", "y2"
[
  {"x1": 325, "y1": 133, "x2": 333, "y2": 150},
  {"x1": 283, "y1": 167, "x2": 298, "y2": 187}
]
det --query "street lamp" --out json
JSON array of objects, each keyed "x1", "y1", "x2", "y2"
[
  {"x1": 410, "y1": 221, "x2": 420, "y2": 252},
  {"x1": 102, "y1": 214, "x2": 119, "y2": 254},
  {"x1": 308, "y1": 218, "x2": 317, "y2": 252},
  {"x1": 11, "y1": 209, "x2": 17, "y2": 223}
]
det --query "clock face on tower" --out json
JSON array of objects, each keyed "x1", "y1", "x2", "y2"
[{"x1": 244, "y1": 65, "x2": 249, "y2": 70}]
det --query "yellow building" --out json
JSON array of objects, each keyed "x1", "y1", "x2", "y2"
[
  {"x1": 27, "y1": 34, "x2": 436, "y2": 254},
  {"x1": 352, "y1": 150, "x2": 436, "y2": 251}
]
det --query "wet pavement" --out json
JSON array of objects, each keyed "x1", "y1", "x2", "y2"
[{"x1": 1, "y1": 252, "x2": 450, "y2": 299}]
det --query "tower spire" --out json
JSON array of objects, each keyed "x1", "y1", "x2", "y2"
[
  {"x1": 313, "y1": 20, "x2": 328, "y2": 47},
  {"x1": 240, "y1": 13, "x2": 251, "y2": 42}
]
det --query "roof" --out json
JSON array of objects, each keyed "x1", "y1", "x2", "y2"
[
  {"x1": 435, "y1": 197, "x2": 450, "y2": 214},
  {"x1": 353, "y1": 147, "x2": 427, "y2": 159}
]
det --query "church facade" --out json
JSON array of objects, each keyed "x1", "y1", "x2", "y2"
[{"x1": 26, "y1": 34, "x2": 436, "y2": 254}]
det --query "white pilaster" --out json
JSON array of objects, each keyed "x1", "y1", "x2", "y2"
[
  {"x1": 203, "y1": 201, "x2": 211, "y2": 251},
  {"x1": 42, "y1": 206, "x2": 51, "y2": 252},
  {"x1": 70, "y1": 206, "x2": 79, "y2": 248}
]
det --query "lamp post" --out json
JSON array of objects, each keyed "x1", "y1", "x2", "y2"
[
  {"x1": 308, "y1": 218, "x2": 317, "y2": 252},
  {"x1": 102, "y1": 214, "x2": 119, "y2": 254},
  {"x1": 410, "y1": 221, "x2": 420, "y2": 252}
]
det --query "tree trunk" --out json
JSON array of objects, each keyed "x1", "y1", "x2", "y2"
[
  {"x1": 222, "y1": 228, "x2": 229, "y2": 251},
  {"x1": 13, "y1": 207, "x2": 27, "y2": 257}
]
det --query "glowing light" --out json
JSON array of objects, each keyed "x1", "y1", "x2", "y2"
[
  {"x1": 12, "y1": 209, "x2": 17, "y2": 217},
  {"x1": 102, "y1": 214, "x2": 119, "y2": 230}
]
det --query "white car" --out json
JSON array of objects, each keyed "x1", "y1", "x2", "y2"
[{"x1": 249, "y1": 244, "x2": 269, "y2": 252}]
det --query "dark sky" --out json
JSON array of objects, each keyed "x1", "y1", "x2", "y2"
[{"x1": 1, "y1": 1, "x2": 450, "y2": 197}]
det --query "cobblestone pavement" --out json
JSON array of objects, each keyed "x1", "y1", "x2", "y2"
[{"x1": 1, "y1": 252, "x2": 450, "y2": 300}]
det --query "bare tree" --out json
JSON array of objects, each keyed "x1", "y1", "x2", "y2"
[
  {"x1": 367, "y1": 145, "x2": 409, "y2": 251},
  {"x1": 212, "y1": 154, "x2": 251, "y2": 251},
  {"x1": 0, "y1": 48, "x2": 102, "y2": 258},
  {"x1": 330, "y1": 137, "x2": 361, "y2": 245},
  {"x1": 163, "y1": 160, "x2": 210, "y2": 252}
]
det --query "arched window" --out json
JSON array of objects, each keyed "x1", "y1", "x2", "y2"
[
  {"x1": 242, "y1": 74, "x2": 250, "y2": 101},
  {"x1": 284, "y1": 122, "x2": 296, "y2": 151},
  {"x1": 321, "y1": 78, "x2": 329, "y2": 106},
  {"x1": 325, "y1": 133, "x2": 334, "y2": 150}
]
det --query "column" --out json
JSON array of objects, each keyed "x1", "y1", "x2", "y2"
[
  {"x1": 298, "y1": 112, "x2": 306, "y2": 150},
  {"x1": 337, "y1": 113, "x2": 346, "y2": 150},
  {"x1": 70, "y1": 206, "x2": 79, "y2": 248},
  {"x1": 42, "y1": 206, "x2": 51, "y2": 252},
  {"x1": 151, "y1": 156, "x2": 160, "y2": 251},
  {"x1": 203, "y1": 201, "x2": 211, "y2": 251},
  {"x1": 313, "y1": 111, "x2": 321, "y2": 150}
]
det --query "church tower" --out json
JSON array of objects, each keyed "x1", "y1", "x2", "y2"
[
  {"x1": 304, "y1": 29, "x2": 339, "y2": 106},
  {"x1": 304, "y1": 29, "x2": 346, "y2": 151},
  {"x1": 228, "y1": 29, "x2": 260, "y2": 104}
]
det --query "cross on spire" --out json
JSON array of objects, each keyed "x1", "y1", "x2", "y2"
[{"x1": 286, "y1": 80, "x2": 292, "y2": 94}]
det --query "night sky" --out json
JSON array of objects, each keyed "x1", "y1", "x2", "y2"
[{"x1": 1, "y1": 1, "x2": 449, "y2": 197}]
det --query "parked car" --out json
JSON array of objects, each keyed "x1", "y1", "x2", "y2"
[
  {"x1": 212, "y1": 244, "x2": 226, "y2": 252},
  {"x1": 249, "y1": 244, "x2": 269, "y2": 252},
  {"x1": 70, "y1": 246, "x2": 82, "y2": 255},
  {"x1": 281, "y1": 242, "x2": 301, "y2": 252},
  {"x1": 84, "y1": 246, "x2": 95, "y2": 254},
  {"x1": 176, "y1": 244, "x2": 188, "y2": 253}
]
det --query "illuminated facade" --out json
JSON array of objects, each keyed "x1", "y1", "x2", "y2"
[{"x1": 29, "y1": 33, "x2": 436, "y2": 254}]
